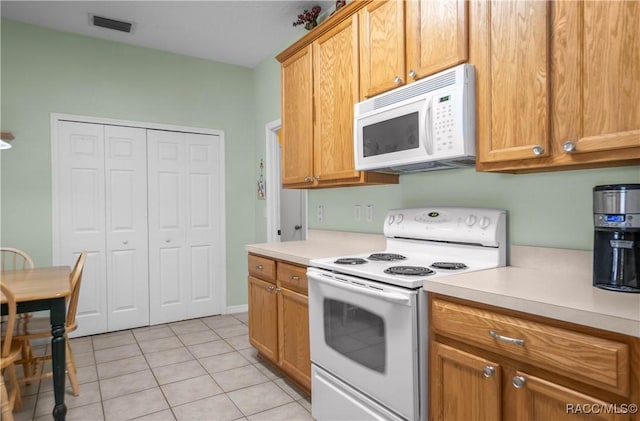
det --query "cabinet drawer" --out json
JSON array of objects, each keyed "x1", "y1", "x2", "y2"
[
  {"x1": 431, "y1": 298, "x2": 630, "y2": 396},
  {"x1": 248, "y1": 254, "x2": 276, "y2": 283},
  {"x1": 277, "y1": 263, "x2": 308, "y2": 294}
]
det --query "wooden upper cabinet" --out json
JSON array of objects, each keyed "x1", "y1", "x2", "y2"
[
  {"x1": 281, "y1": 46, "x2": 314, "y2": 185},
  {"x1": 473, "y1": 0, "x2": 552, "y2": 166},
  {"x1": 358, "y1": 0, "x2": 405, "y2": 99},
  {"x1": 405, "y1": 0, "x2": 468, "y2": 81},
  {"x1": 313, "y1": 16, "x2": 361, "y2": 183},
  {"x1": 359, "y1": 0, "x2": 468, "y2": 99},
  {"x1": 552, "y1": 1, "x2": 640, "y2": 159},
  {"x1": 475, "y1": 0, "x2": 640, "y2": 172}
]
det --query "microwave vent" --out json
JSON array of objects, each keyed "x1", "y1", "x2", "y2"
[{"x1": 372, "y1": 70, "x2": 457, "y2": 110}]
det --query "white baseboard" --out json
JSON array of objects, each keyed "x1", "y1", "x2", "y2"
[{"x1": 226, "y1": 304, "x2": 248, "y2": 314}]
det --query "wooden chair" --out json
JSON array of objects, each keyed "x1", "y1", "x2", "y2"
[
  {"x1": 0, "y1": 282, "x2": 24, "y2": 421},
  {"x1": 0, "y1": 247, "x2": 36, "y2": 379},
  {"x1": 0, "y1": 248, "x2": 34, "y2": 271},
  {"x1": 11, "y1": 252, "x2": 87, "y2": 396}
]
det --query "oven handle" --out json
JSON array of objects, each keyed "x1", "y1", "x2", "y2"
[{"x1": 309, "y1": 272, "x2": 414, "y2": 306}]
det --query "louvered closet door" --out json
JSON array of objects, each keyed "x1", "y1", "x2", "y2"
[
  {"x1": 56, "y1": 121, "x2": 108, "y2": 336},
  {"x1": 104, "y1": 125, "x2": 149, "y2": 331},
  {"x1": 147, "y1": 130, "x2": 223, "y2": 324}
]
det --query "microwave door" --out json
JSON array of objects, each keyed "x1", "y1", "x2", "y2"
[{"x1": 355, "y1": 98, "x2": 427, "y2": 170}]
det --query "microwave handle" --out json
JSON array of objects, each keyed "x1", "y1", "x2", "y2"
[{"x1": 421, "y1": 96, "x2": 434, "y2": 155}]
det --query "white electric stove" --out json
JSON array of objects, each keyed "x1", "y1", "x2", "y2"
[{"x1": 307, "y1": 206, "x2": 507, "y2": 421}]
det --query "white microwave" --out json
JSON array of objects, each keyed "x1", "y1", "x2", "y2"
[{"x1": 354, "y1": 64, "x2": 476, "y2": 174}]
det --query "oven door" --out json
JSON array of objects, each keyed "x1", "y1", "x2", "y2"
[{"x1": 307, "y1": 268, "x2": 419, "y2": 420}]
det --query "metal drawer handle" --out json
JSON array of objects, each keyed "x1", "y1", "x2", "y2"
[
  {"x1": 289, "y1": 275, "x2": 300, "y2": 281},
  {"x1": 256, "y1": 265, "x2": 263, "y2": 270},
  {"x1": 489, "y1": 330, "x2": 525, "y2": 346}
]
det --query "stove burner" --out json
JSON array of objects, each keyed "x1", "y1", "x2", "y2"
[
  {"x1": 384, "y1": 266, "x2": 434, "y2": 276},
  {"x1": 334, "y1": 258, "x2": 368, "y2": 265},
  {"x1": 368, "y1": 253, "x2": 407, "y2": 262},
  {"x1": 430, "y1": 262, "x2": 468, "y2": 270}
]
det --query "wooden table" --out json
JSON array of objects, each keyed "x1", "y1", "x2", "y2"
[{"x1": 1, "y1": 266, "x2": 71, "y2": 421}]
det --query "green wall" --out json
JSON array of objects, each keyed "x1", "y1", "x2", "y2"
[{"x1": 0, "y1": 20, "x2": 256, "y2": 306}]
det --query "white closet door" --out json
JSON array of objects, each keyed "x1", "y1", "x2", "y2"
[
  {"x1": 147, "y1": 130, "x2": 188, "y2": 324},
  {"x1": 104, "y1": 126, "x2": 149, "y2": 331},
  {"x1": 185, "y1": 133, "x2": 224, "y2": 319},
  {"x1": 56, "y1": 121, "x2": 107, "y2": 336},
  {"x1": 147, "y1": 130, "x2": 223, "y2": 324}
]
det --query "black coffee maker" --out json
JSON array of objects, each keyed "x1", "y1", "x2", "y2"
[{"x1": 593, "y1": 184, "x2": 640, "y2": 293}]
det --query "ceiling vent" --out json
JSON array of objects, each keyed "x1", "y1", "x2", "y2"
[{"x1": 90, "y1": 14, "x2": 134, "y2": 34}]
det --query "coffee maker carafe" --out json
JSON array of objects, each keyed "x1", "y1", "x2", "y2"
[{"x1": 593, "y1": 184, "x2": 640, "y2": 293}]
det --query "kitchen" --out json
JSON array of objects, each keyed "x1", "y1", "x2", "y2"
[{"x1": 1, "y1": 0, "x2": 639, "y2": 420}]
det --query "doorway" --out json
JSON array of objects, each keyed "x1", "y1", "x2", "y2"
[{"x1": 265, "y1": 119, "x2": 307, "y2": 242}]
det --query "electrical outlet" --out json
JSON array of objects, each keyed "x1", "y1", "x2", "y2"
[
  {"x1": 354, "y1": 205, "x2": 361, "y2": 222},
  {"x1": 366, "y1": 205, "x2": 374, "y2": 222},
  {"x1": 317, "y1": 205, "x2": 324, "y2": 222}
]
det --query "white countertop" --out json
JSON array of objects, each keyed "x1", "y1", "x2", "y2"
[
  {"x1": 246, "y1": 232, "x2": 640, "y2": 338},
  {"x1": 423, "y1": 245, "x2": 640, "y2": 337},
  {"x1": 246, "y1": 229, "x2": 386, "y2": 266}
]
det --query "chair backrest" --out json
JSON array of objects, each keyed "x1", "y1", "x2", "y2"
[
  {"x1": 66, "y1": 251, "x2": 87, "y2": 332},
  {"x1": 0, "y1": 247, "x2": 34, "y2": 271},
  {"x1": 0, "y1": 282, "x2": 17, "y2": 359}
]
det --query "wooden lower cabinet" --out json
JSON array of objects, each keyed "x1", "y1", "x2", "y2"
[
  {"x1": 278, "y1": 287, "x2": 311, "y2": 389},
  {"x1": 431, "y1": 342, "x2": 502, "y2": 421},
  {"x1": 429, "y1": 294, "x2": 639, "y2": 421},
  {"x1": 247, "y1": 254, "x2": 311, "y2": 392},
  {"x1": 248, "y1": 276, "x2": 278, "y2": 362}
]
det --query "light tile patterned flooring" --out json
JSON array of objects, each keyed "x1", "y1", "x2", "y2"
[{"x1": 13, "y1": 313, "x2": 312, "y2": 421}]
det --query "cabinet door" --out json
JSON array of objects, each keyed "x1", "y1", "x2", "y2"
[
  {"x1": 277, "y1": 286, "x2": 311, "y2": 391},
  {"x1": 281, "y1": 46, "x2": 314, "y2": 186},
  {"x1": 359, "y1": 0, "x2": 405, "y2": 99},
  {"x1": 512, "y1": 371, "x2": 627, "y2": 421},
  {"x1": 472, "y1": 1, "x2": 552, "y2": 165},
  {"x1": 406, "y1": 0, "x2": 468, "y2": 82},
  {"x1": 104, "y1": 125, "x2": 149, "y2": 331},
  {"x1": 313, "y1": 15, "x2": 361, "y2": 183},
  {"x1": 431, "y1": 342, "x2": 502, "y2": 421},
  {"x1": 553, "y1": 1, "x2": 640, "y2": 158},
  {"x1": 248, "y1": 276, "x2": 278, "y2": 362}
]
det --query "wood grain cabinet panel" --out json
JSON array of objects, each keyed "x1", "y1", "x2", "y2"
[
  {"x1": 278, "y1": 286, "x2": 311, "y2": 390},
  {"x1": 276, "y1": 1, "x2": 398, "y2": 189},
  {"x1": 431, "y1": 342, "x2": 502, "y2": 421},
  {"x1": 248, "y1": 275, "x2": 278, "y2": 362},
  {"x1": 358, "y1": 0, "x2": 468, "y2": 99},
  {"x1": 247, "y1": 254, "x2": 311, "y2": 393},
  {"x1": 431, "y1": 298, "x2": 629, "y2": 396},
  {"x1": 429, "y1": 295, "x2": 640, "y2": 421},
  {"x1": 474, "y1": 0, "x2": 640, "y2": 172}
]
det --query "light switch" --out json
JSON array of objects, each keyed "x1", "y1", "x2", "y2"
[
  {"x1": 354, "y1": 205, "x2": 361, "y2": 222},
  {"x1": 317, "y1": 205, "x2": 324, "y2": 222}
]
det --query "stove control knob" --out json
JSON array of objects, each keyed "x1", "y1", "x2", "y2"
[
  {"x1": 465, "y1": 214, "x2": 477, "y2": 227},
  {"x1": 388, "y1": 215, "x2": 395, "y2": 225},
  {"x1": 396, "y1": 214, "x2": 404, "y2": 224},
  {"x1": 479, "y1": 217, "x2": 491, "y2": 229}
]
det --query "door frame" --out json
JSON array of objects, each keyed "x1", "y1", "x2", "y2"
[
  {"x1": 265, "y1": 119, "x2": 307, "y2": 242},
  {"x1": 50, "y1": 112, "x2": 227, "y2": 315}
]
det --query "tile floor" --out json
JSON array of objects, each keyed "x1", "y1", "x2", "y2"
[{"x1": 12, "y1": 313, "x2": 312, "y2": 421}]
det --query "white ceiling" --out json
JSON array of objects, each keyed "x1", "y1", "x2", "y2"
[{"x1": 1, "y1": 0, "x2": 336, "y2": 68}]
